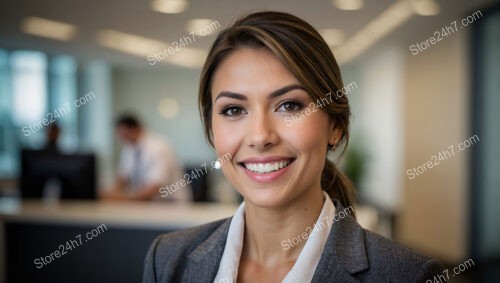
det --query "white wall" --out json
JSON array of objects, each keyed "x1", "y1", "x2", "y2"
[
  {"x1": 79, "y1": 61, "x2": 115, "y2": 188},
  {"x1": 343, "y1": 31, "x2": 470, "y2": 262},
  {"x1": 398, "y1": 31, "x2": 469, "y2": 262},
  {"x1": 343, "y1": 45, "x2": 405, "y2": 211}
]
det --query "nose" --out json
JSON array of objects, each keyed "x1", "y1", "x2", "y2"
[{"x1": 246, "y1": 110, "x2": 279, "y2": 151}]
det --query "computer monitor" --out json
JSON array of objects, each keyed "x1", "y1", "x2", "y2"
[
  {"x1": 185, "y1": 166, "x2": 209, "y2": 202},
  {"x1": 20, "y1": 150, "x2": 96, "y2": 200}
]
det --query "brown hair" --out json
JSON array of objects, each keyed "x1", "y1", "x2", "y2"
[{"x1": 198, "y1": 11, "x2": 356, "y2": 211}]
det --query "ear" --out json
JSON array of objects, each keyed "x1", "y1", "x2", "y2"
[{"x1": 328, "y1": 125, "x2": 342, "y2": 146}]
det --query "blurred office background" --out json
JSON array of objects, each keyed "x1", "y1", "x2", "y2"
[{"x1": 0, "y1": 0, "x2": 499, "y2": 282}]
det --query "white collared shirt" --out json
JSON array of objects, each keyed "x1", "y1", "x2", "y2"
[{"x1": 213, "y1": 192, "x2": 336, "y2": 283}]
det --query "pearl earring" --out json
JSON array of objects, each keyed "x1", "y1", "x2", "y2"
[
  {"x1": 214, "y1": 160, "x2": 221, "y2": 169},
  {"x1": 330, "y1": 141, "x2": 339, "y2": 152}
]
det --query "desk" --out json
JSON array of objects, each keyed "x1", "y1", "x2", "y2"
[
  {"x1": 0, "y1": 199, "x2": 238, "y2": 283},
  {"x1": 0, "y1": 199, "x2": 379, "y2": 283}
]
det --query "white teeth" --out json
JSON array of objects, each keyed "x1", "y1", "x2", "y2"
[{"x1": 244, "y1": 160, "x2": 291, "y2": 173}]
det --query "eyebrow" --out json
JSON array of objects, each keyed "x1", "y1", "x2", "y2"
[{"x1": 214, "y1": 84, "x2": 306, "y2": 102}]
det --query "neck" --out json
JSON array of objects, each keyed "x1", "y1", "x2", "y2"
[{"x1": 241, "y1": 187, "x2": 324, "y2": 266}]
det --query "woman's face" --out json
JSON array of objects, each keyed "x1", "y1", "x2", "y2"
[{"x1": 211, "y1": 48, "x2": 339, "y2": 208}]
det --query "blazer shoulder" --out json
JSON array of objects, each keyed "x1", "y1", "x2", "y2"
[
  {"x1": 156, "y1": 218, "x2": 229, "y2": 252},
  {"x1": 361, "y1": 229, "x2": 444, "y2": 282},
  {"x1": 143, "y1": 218, "x2": 230, "y2": 283}
]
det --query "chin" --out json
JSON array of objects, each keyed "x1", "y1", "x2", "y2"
[{"x1": 239, "y1": 185, "x2": 297, "y2": 209}]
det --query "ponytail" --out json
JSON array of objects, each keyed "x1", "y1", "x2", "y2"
[{"x1": 321, "y1": 159, "x2": 356, "y2": 218}]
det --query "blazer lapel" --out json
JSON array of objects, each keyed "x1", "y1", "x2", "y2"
[
  {"x1": 182, "y1": 218, "x2": 232, "y2": 283},
  {"x1": 311, "y1": 199, "x2": 370, "y2": 282},
  {"x1": 177, "y1": 200, "x2": 369, "y2": 282}
]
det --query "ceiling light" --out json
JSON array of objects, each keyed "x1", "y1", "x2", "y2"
[
  {"x1": 96, "y1": 30, "x2": 206, "y2": 69},
  {"x1": 96, "y1": 29, "x2": 168, "y2": 58},
  {"x1": 21, "y1": 17, "x2": 77, "y2": 41},
  {"x1": 151, "y1": 0, "x2": 188, "y2": 14},
  {"x1": 335, "y1": 0, "x2": 414, "y2": 64},
  {"x1": 164, "y1": 47, "x2": 207, "y2": 68},
  {"x1": 319, "y1": 29, "x2": 345, "y2": 47},
  {"x1": 411, "y1": 0, "x2": 440, "y2": 16},
  {"x1": 186, "y1": 19, "x2": 217, "y2": 36},
  {"x1": 332, "y1": 0, "x2": 364, "y2": 11},
  {"x1": 158, "y1": 98, "x2": 180, "y2": 119}
]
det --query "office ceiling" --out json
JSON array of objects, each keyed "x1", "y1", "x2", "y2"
[{"x1": 0, "y1": 0, "x2": 496, "y2": 69}]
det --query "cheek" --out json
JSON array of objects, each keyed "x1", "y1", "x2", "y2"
[
  {"x1": 280, "y1": 112, "x2": 331, "y2": 154},
  {"x1": 212, "y1": 116, "x2": 242, "y2": 158}
]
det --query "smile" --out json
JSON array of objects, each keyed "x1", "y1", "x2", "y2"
[
  {"x1": 238, "y1": 157, "x2": 295, "y2": 183},
  {"x1": 244, "y1": 160, "x2": 291, "y2": 173}
]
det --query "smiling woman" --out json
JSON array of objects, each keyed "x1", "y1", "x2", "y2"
[{"x1": 143, "y1": 11, "x2": 444, "y2": 283}]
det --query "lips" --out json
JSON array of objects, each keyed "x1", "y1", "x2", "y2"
[{"x1": 238, "y1": 157, "x2": 295, "y2": 183}]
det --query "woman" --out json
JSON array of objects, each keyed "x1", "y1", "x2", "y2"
[{"x1": 143, "y1": 11, "x2": 443, "y2": 283}]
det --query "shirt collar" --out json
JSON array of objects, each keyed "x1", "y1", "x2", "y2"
[{"x1": 213, "y1": 192, "x2": 336, "y2": 283}]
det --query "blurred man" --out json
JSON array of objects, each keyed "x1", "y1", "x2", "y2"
[
  {"x1": 101, "y1": 114, "x2": 191, "y2": 202},
  {"x1": 43, "y1": 123, "x2": 61, "y2": 154}
]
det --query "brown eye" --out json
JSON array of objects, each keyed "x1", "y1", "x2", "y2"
[
  {"x1": 277, "y1": 101, "x2": 303, "y2": 112},
  {"x1": 220, "y1": 106, "x2": 246, "y2": 116}
]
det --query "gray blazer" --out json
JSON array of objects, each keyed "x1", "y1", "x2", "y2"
[{"x1": 143, "y1": 200, "x2": 443, "y2": 282}]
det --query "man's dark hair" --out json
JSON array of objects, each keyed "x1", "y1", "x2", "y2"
[{"x1": 116, "y1": 114, "x2": 141, "y2": 129}]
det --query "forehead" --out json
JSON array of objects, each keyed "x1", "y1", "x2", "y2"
[{"x1": 211, "y1": 48, "x2": 300, "y2": 97}]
